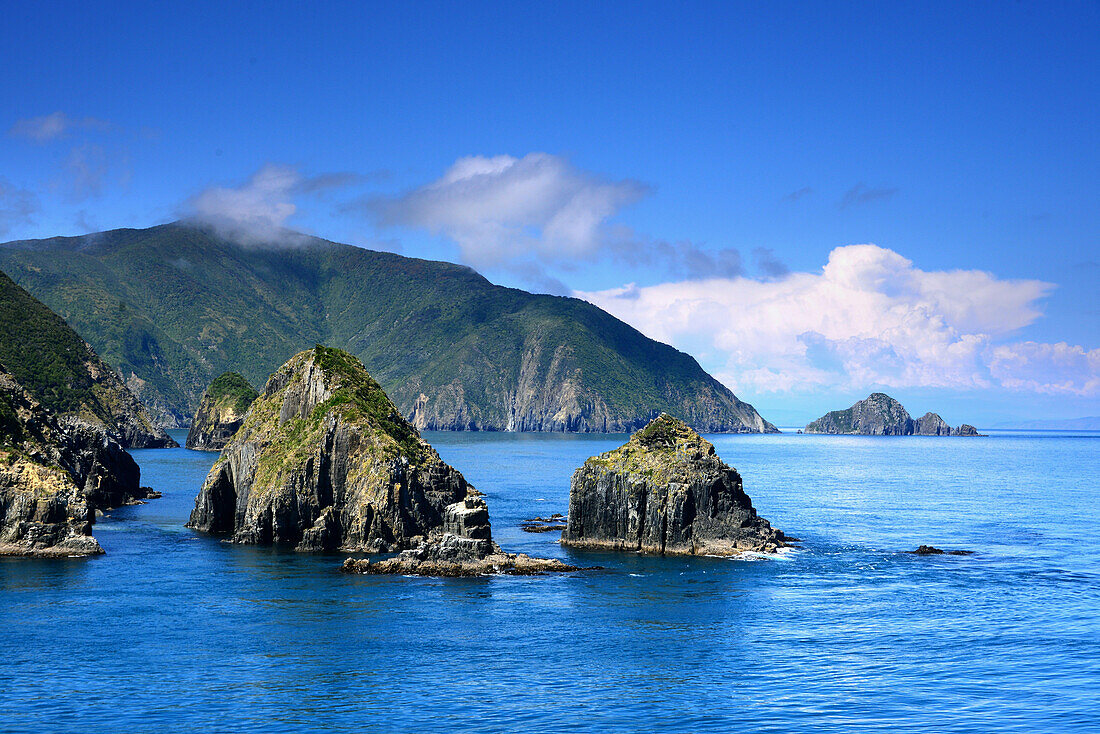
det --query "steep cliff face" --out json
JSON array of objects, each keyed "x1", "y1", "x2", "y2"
[
  {"x1": 561, "y1": 414, "x2": 786, "y2": 555},
  {"x1": 0, "y1": 369, "x2": 147, "y2": 557},
  {"x1": 0, "y1": 269, "x2": 175, "y2": 448},
  {"x1": 185, "y1": 372, "x2": 258, "y2": 451},
  {"x1": 805, "y1": 394, "x2": 983, "y2": 436},
  {"x1": 187, "y1": 347, "x2": 474, "y2": 552}
]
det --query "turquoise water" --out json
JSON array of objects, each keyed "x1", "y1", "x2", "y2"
[{"x1": 2, "y1": 429, "x2": 1098, "y2": 732}]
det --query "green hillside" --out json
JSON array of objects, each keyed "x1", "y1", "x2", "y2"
[
  {"x1": 0, "y1": 222, "x2": 776, "y2": 433},
  {"x1": 0, "y1": 269, "x2": 173, "y2": 447}
]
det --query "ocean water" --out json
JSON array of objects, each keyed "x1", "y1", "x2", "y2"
[{"x1": 1, "y1": 429, "x2": 1098, "y2": 733}]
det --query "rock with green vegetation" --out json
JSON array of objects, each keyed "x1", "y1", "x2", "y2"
[
  {"x1": 185, "y1": 372, "x2": 258, "y2": 451},
  {"x1": 0, "y1": 268, "x2": 175, "y2": 448},
  {"x1": 0, "y1": 222, "x2": 776, "y2": 434},
  {"x1": 0, "y1": 367, "x2": 153, "y2": 557},
  {"x1": 561, "y1": 414, "x2": 787, "y2": 555},
  {"x1": 186, "y1": 346, "x2": 477, "y2": 551},
  {"x1": 805, "y1": 393, "x2": 984, "y2": 436}
]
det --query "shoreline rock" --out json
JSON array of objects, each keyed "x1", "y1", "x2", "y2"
[
  {"x1": 561, "y1": 414, "x2": 787, "y2": 556},
  {"x1": 342, "y1": 495, "x2": 588, "y2": 577},
  {"x1": 0, "y1": 368, "x2": 149, "y2": 557}
]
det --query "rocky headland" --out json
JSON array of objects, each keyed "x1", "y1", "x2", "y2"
[
  {"x1": 804, "y1": 393, "x2": 984, "y2": 436},
  {"x1": 561, "y1": 414, "x2": 787, "y2": 555},
  {"x1": 185, "y1": 372, "x2": 258, "y2": 451},
  {"x1": 187, "y1": 346, "x2": 476, "y2": 551},
  {"x1": 0, "y1": 367, "x2": 151, "y2": 557}
]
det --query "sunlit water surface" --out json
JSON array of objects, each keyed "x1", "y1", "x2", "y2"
[{"x1": 2, "y1": 429, "x2": 1098, "y2": 732}]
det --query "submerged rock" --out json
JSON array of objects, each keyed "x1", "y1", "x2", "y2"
[
  {"x1": 185, "y1": 372, "x2": 258, "y2": 451},
  {"x1": 187, "y1": 346, "x2": 476, "y2": 552},
  {"x1": 561, "y1": 414, "x2": 786, "y2": 555},
  {"x1": 0, "y1": 368, "x2": 147, "y2": 557},
  {"x1": 909, "y1": 545, "x2": 974, "y2": 556},
  {"x1": 342, "y1": 496, "x2": 585, "y2": 577},
  {"x1": 805, "y1": 393, "x2": 984, "y2": 436}
]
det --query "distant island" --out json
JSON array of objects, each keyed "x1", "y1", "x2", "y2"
[
  {"x1": 805, "y1": 393, "x2": 983, "y2": 436},
  {"x1": 0, "y1": 222, "x2": 776, "y2": 435}
]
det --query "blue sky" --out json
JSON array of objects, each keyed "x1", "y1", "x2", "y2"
[{"x1": 1, "y1": 1, "x2": 1097, "y2": 425}]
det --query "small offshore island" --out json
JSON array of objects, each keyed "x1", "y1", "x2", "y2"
[
  {"x1": 805, "y1": 393, "x2": 983, "y2": 436},
  {"x1": 188, "y1": 345, "x2": 580, "y2": 576},
  {"x1": 562, "y1": 414, "x2": 787, "y2": 555}
]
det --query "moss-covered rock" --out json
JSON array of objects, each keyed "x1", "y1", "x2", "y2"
[
  {"x1": 561, "y1": 414, "x2": 786, "y2": 555},
  {"x1": 186, "y1": 346, "x2": 475, "y2": 552},
  {"x1": 0, "y1": 367, "x2": 150, "y2": 557},
  {"x1": 185, "y1": 372, "x2": 258, "y2": 451}
]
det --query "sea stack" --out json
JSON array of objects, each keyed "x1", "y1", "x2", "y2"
[
  {"x1": 0, "y1": 368, "x2": 150, "y2": 557},
  {"x1": 186, "y1": 346, "x2": 476, "y2": 552},
  {"x1": 561, "y1": 413, "x2": 786, "y2": 555},
  {"x1": 804, "y1": 393, "x2": 984, "y2": 436},
  {"x1": 185, "y1": 372, "x2": 258, "y2": 451}
]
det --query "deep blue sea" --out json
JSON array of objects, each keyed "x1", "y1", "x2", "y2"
[{"x1": 2, "y1": 428, "x2": 1098, "y2": 733}]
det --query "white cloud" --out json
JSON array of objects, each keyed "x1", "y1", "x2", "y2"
[
  {"x1": 368, "y1": 153, "x2": 648, "y2": 267},
  {"x1": 578, "y1": 244, "x2": 1096, "y2": 397},
  {"x1": 989, "y1": 342, "x2": 1100, "y2": 396},
  {"x1": 185, "y1": 164, "x2": 362, "y2": 246},
  {"x1": 189, "y1": 164, "x2": 300, "y2": 244},
  {"x1": 364, "y1": 153, "x2": 762, "y2": 289},
  {"x1": 8, "y1": 112, "x2": 110, "y2": 142}
]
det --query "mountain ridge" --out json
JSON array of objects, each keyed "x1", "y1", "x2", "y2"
[{"x1": 0, "y1": 222, "x2": 776, "y2": 434}]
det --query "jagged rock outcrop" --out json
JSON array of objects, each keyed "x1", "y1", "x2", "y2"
[
  {"x1": 186, "y1": 372, "x2": 259, "y2": 451},
  {"x1": 341, "y1": 494, "x2": 585, "y2": 577},
  {"x1": 0, "y1": 368, "x2": 150, "y2": 557},
  {"x1": 0, "y1": 269, "x2": 175, "y2": 448},
  {"x1": 187, "y1": 346, "x2": 479, "y2": 551},
  {"x1": 561, "y1": 414, "x2": 786, "y2": 555},
  {"x1": 805, "y1": 393, "x2": 984, "y2": 436}
]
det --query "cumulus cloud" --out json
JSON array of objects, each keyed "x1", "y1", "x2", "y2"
[
  {"x1": 577, "y1": 244, "x2": 1096, "y2": 397},
  {"x1": 185, "y1": 164, "x2": 361, "y2": 245},
  {"x1": 367, "y1": 153, "x2": 647, "y2": 266},
  {"x1": 362, "y1": 153, "x2": 753, "y2": 287},
  {"x1": 0, "y1": 178, "x2": 38, "y2": 236},
  {"x1": 8, "y1": 112, "x2": 111, "y2": 142},
  {"x1": 839, "y1": 183, "x2": 899, "y2": 209}
]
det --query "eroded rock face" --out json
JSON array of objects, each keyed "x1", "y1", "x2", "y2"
[
  {"x1": 561, "y1": 414, "x2": 786, "y2": 555},
  {"x1": 805, "y1": 394, "x2": 984, "y2": 436},
  {"x1": 0, "y1": 369, "x2": 147, "y2": 557},
  {"x1": 341, "y1": 495, "x2": 585, "y2": 577},
  {"x1": 185, "y1": 372, "x2": 258, "y2": 451},
  {"x1": 186, "y1": 347, "x2": 475, "y2": 552}
]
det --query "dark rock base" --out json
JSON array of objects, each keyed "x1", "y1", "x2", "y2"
[{"x1": 341, "y1": 533, "x2": 588, "y2": 577}]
